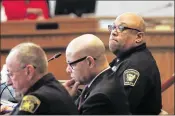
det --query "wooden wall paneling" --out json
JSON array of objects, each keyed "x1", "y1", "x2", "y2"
[{"x1": 162, "y1": 85, "x2": 174, "y2": 114}]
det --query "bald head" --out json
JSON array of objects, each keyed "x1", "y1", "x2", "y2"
[
  {"x1": 109, "y1": 12, "x2": 146, "y2": 54},
  {"x1": 66, "y1": 34, "x2": 106, "y2": 59},
  {"x1": 66, "y1": 34, "x2": 109, "y2": 84},
  {"x1": 116, "y1": 12, "x2": 145, "y2": 32}
]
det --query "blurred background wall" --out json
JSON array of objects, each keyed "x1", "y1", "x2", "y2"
[
  {"x1": 95, "y1": 1, "x2": 174, "y2": 17},
  {"x1": 48, "y1": 1, "x2": 174, "y2": 17}
]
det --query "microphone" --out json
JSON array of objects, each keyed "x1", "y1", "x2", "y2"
[{"x1": 48, "y1": 52, "x2": 62, "y2": 62}]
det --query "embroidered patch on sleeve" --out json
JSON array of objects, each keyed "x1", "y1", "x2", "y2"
[
  {"x1": 19, "y1": 95, "x2": 41, "y2": 113},
  {"x1": 123, "y1": 69, "x2": 140, "y2": 86}
]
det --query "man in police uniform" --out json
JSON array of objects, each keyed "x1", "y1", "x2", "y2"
[
  {"x1": 4, "y1": 42, "x2": 78, "y2": 115},
  {"x1": 108, "y1": 12, "x2": 162, "y2": 114}
]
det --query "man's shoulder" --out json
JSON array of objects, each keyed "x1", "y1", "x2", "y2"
[
  {"x1": 31, "y1": 83, "x2": 67, "y2": 99},
  {"x1": 129, "y1": 48, "x2": 154, "y2": 62},
  {"x1": 85, "y1": 84, "x2": 127, "y2": 108},
  {"x1": 121, "y1": 49, "x2": 155, "y2": 69},
  {"x1": 29, "y1": 80, "x2": 75, "y2": 106},
  {"x1": 90, "y1": 75, "x2": 123, "y2": 98}
]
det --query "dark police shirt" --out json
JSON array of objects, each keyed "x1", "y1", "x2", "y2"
[
  {"x1": 110, "y1": 43, "x2": 162, "y2": 115},
  {"x1": 11, "y1": 73, "x2": 78, "y2": 115}
]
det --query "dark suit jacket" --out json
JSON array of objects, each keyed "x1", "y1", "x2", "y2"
[{"x1": 75, "y1": 68, "x2": 130, "y2": 115}]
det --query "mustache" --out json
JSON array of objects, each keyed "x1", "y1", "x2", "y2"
[{"x1": 109, "y1": 37, "x2": 118, "y2": 42}]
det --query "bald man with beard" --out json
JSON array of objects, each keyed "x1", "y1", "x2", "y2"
[
  {"x1": 63, "y1": 34, "x2": 130, "y2": 115},
  {"x1": 108, "y1": 12, "x2": 162, "y2": 114}
]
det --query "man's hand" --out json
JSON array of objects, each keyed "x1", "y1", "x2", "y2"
[
  {"x1": 0, "y1": 104, "x2": 13, "y2": 114},
  {"x1": 63, "y1": 79, "x2": 80, "y2": 97}
]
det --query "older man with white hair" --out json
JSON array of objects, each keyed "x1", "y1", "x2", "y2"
[{"x1": 2, "y1": 42, "x2": 78, "y2": 115}]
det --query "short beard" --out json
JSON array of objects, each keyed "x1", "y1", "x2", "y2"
[
  {"x1": 82, "y1": 74, "x2": 96, "y2": 85},
  {"x1": 112, "y1": 49, "x2": 120, "y2": 56}
]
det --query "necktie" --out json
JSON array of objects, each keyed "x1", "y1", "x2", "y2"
[{"x1": 78, "y1": 85, "x2": 89, "y2": 110}]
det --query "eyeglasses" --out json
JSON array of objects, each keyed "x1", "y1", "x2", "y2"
[
  {"x1": 67, "y1": 56, "x2": 96, "y2": 70},
  {"x1": 7, "y1": 65, "x2": 36, "y2": 78},
  {"x1": 108, "y1": 25, "x2": 141, "y2": 32}
]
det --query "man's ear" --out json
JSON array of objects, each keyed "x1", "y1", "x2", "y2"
[
  {"x1": 135, "y1": 32, "x2": 144, "y2": 43},
  {"x1": 26, "y1": 65, "x2": 35, "y2": 80},
  {"x1": 86, "y1": 56, "x2": 95, "y2": 68}
]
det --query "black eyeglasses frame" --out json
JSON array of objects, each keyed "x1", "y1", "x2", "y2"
[
  {"x1": 108, "y1": 25, "x2": 141, "y2": 32},
  {"x1": 67, "y1": 56, "x2": 96, "y2": 69}
]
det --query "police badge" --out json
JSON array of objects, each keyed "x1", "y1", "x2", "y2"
[{"x1": 123, "y1": 69, "x2": 140, "y2": 86}]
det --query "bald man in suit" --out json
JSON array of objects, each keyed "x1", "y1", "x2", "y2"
[{"x1": 64, "y1": 34, "x2": 130, "y2": 115}]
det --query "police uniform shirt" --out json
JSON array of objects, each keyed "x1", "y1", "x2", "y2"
[
  {"x1": 110, "y1": 43, "x2": 162, "y2": 115},
  {"x1": 11, "y1": 73, "x2": 78, "y2": 115}
]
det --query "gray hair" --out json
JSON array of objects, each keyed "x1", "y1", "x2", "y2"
[{"x1": 10, "y1": 42, "x2": 48, "y2": 74}]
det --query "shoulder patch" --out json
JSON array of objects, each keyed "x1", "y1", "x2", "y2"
[
  {"x1": 19, "y1": 95, "x2": 41, "y2": 113},
  {"x1": 123, "y1": 69, "x2": 140, "y2": 86}
]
